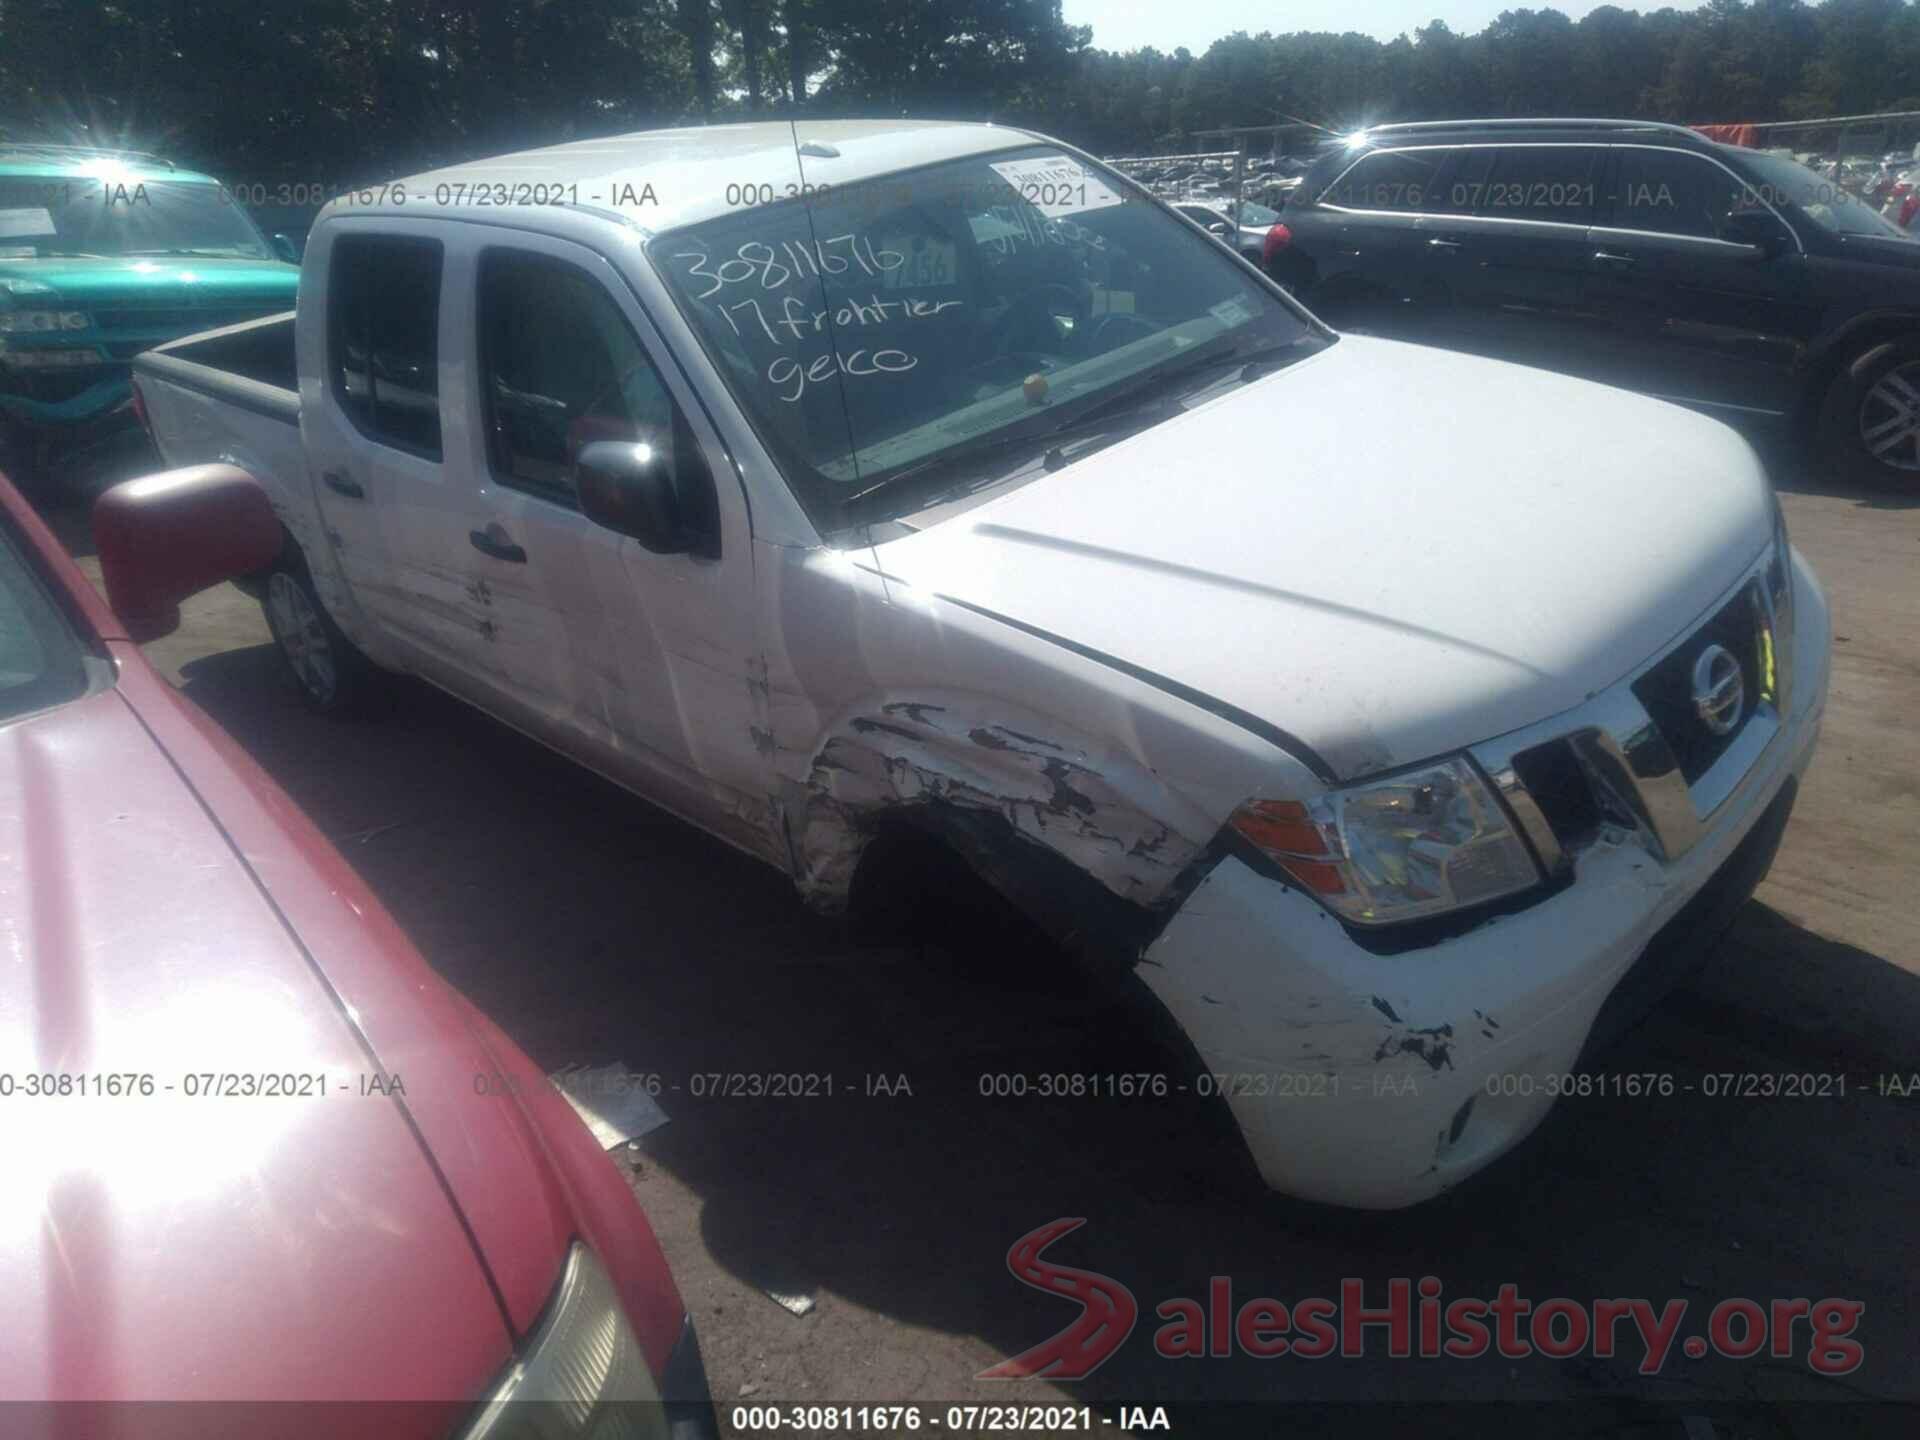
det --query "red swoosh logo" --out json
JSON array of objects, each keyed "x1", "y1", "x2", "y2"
[{"x1": 979, "y1": 1218, "x2": 1138, "y2": 1379}]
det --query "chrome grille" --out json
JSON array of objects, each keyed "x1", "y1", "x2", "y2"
[
  {"x1": 1630, "y1": 581, "x2": 1765, "y2": 784},
  {"x1": 1475, "y1": 543, "x2": 1793, "y2": 870}
]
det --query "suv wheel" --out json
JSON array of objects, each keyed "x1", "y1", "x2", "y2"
[
  {"x1": 1824, "y1": 338, "x2": 1920, "y2": 488},
  {"x1": 262, "y1": 557, "x2": 378, "y2": 715}
]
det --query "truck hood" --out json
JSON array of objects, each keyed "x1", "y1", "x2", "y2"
[
  {"x1": 0, "y1": 254, "x2": 299, "y2": 303},
  {"x1": 875, "y1": 336, "x2": 1773, "y2": 780},
  {"x1": 0, "y1": 688, "x2": 507, "y2": 1406}
]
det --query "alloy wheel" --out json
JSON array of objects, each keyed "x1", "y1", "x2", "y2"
[
  {"x1": 266, "y1": 572, "x2": 338, "y2": 704},
  {"x1": 1860, "y1": 360, "x2": 1920, "y2": 471}
]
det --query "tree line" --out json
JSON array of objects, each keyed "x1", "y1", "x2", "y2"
[{"x1": 1, "y1": 1, "x2": 1917, "y2": 186}]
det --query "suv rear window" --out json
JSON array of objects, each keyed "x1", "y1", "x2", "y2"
[{"x1": 329, "y1": 235, "x2": 444, "y2": 459}]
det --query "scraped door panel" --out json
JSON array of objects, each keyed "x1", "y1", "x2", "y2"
[{"x1": 437, "y1": 229, "x2": 771, "y2": 857}]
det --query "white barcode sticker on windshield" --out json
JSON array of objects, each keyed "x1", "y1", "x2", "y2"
[
  {"x1": 988, "y1": 157, "x2": 1125, "y2": 218},
  {"x1": 1209, "y1": 297, "x2": 1254, "y2": 327},
  {"x1": 0, "y1": 208, "x2": 55, "y2": 239}
]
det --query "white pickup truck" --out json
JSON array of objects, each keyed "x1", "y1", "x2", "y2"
[{"x1": 126, "y1": 120, "x2": 1830, "y2": 1208}]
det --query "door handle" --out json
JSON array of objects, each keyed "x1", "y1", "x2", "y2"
[
  {"x1": 1592, "y1": 249, "x2": 1637, "y2": 265},
  {"x1": 1427, "y1": 237, "x2": 1463, "y2": 250},
  {"x1": 469, "y1": 527, "x2": 527, "y2": 564},
  {"x1": 322, "y1": 471, "x2": 365, "y2": 500}
]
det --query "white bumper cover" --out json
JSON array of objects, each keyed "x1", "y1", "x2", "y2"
[{"x1": 1141, "y1": 551, "x2": 1831, "y2": 1209}]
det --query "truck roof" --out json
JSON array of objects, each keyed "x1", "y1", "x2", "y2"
[{"x1": 345, "y1": 119, "x2": 1049, "y2": 235}]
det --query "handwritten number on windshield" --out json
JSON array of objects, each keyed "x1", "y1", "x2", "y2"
[{"x1": 673, "y1": 234, "x2": 906, "y2": 299}]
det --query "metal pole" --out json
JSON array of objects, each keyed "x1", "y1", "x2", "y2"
[{"x1": 1230, "y1": 136, "x2": 1245, "y2": 233}]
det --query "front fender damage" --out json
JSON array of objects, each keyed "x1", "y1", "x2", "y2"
[{"x1": 781, "y1": 699, "x2": 1217, "y2": 957}]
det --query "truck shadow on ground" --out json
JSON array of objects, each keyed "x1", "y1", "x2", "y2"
[{"x1": 166, "y1": 639, "x2": 1920, "y2": 1429}]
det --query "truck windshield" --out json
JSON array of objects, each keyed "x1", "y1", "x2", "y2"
[
  {"x1": 651, "y1": 145, "x2": 1327, "y2": 534},
  {"x1": 0, "y1": 176, "x2": 273, "y2": 259},
  {"x1": 0, "y1": 520, "x2": 90, "y2": 726}
]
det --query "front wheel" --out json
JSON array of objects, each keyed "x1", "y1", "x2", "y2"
[
  {"x1": 1822, "y1": 338, "x2": 1920, "y2": 489},
  {"x1": 262, "y1": 560, "x2": 378, "y2": 715}
]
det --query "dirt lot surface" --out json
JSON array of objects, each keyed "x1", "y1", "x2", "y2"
[{"x1": 37, "y1": 430, "x2": 1920, "y2": 1438}]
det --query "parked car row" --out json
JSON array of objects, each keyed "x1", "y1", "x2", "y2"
[
  {"x1": 1172, "y1": 197, "x2": 1292, "y2": 268},
  {"x1": 1263, "y1": 117, "x2": 1920, "y2": 487}
]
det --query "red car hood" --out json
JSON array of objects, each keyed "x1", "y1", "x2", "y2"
[{"x1": 0, "y1": 686, "x2": 507, "y2": 1407}]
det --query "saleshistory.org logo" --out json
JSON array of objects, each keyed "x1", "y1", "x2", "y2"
[{"x1": 978, "y1": 1220, "x2": 1866, "y2": 1380}]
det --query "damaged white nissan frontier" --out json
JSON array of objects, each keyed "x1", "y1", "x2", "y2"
[{"x1": 121, "y1": 120, "x2": 1830, "y2": 1208}]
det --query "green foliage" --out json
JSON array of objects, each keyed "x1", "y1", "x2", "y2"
[{"x1": 0, "y1": 2, "x2": 1914, "y2": 183}]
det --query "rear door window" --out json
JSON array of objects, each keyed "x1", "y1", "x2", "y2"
[
  {"x1": 1453, "y1": 147, "x2": 1601, "y2": 224},
  {"x1": 329, "y1": 235, "x2": 444, "y2": 458}
]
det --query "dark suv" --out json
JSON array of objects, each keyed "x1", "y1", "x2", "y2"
[{"x1": 1269, "y1": 118, "x2": 1920, "y2": 487}]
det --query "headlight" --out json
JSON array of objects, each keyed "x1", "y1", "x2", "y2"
[
  {"x1": 1230, "y1": 756, "x2": 1541, "y2": 926},
  {"x1": 0, "y1": 310, "x2": 91, "y2": 333},
  {"x1": 463, "y1": 1244, "x2": 667, "y2": 1440}
]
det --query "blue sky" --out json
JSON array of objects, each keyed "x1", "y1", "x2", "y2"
[{"x1": 1060, "y1": 1, "x2": 1711, "y2": 51}]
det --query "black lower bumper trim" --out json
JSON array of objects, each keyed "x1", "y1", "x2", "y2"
[
  {"x1": 1581, "y1": 774, "x2": 1797, "y2": 1060},
  {"x1": 661, "y1": 1315, "x2": 719, "y2": 1439}
]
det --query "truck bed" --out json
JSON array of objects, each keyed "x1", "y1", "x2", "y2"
[
  {"x1": 133, "y1": 312, "x2": 299, "y2": 426},
  {"x1": 131, "y1": 311, "x2": 318, "y2": 597}
]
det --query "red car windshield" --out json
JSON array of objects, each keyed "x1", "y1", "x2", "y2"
[{"x1": 0, "y1": 519, "x2": 90, "y2": 724}]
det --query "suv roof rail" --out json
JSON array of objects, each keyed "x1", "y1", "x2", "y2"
[
  {"x1": 0, "y1": 141, "x2": 177, "y2": 170},
  {"x1": 1359, "y1": 117, "x2": 1704, "y2": 141}
]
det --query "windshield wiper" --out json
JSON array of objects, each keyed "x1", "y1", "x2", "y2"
[
  {"x1": 1067, "y1": 336, "x2": 1316, "y2": 430},
  {"x1": 838, "y1": 334, "x2": 1320, "y2": 521},
  {"x1": 841, "y1": 388, "x2": 1186, "y2": 513}
]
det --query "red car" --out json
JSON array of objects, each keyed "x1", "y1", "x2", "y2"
[{"x1": 0, "y1": 464, "x2": 715, "y2": 1436}]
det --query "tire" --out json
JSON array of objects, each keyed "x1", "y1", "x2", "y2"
[
  {"x1": 1820, "y1": 337, "x2": 1920, "y2": 490},
  {"x1": 0, "y1": 420, "x2": 55, "y2": 505},
  {"x1": 261, "y1": 552, "x2": 380, "y2": 716}
]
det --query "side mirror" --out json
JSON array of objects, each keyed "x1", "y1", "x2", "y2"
[
  {"x1": 271, "y1": 231, "x2": 303, "y2": 264},
  {"x1": 93, "y1": 464, "x2": 282, "y2": 642},
  {"x1": 1723, "y1": 210, "x2": 1788, "y2": 257},
  {"x1": 574, "y1": 434, "x2": 719, "y2": 558},
  {"x1": 1206, "y1": 220, "x2": 1232, "y2": 237}
]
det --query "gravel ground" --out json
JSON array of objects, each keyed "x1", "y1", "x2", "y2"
[{"x1": 37, "y1": 425, "x2": 1920, "y2": 1439}]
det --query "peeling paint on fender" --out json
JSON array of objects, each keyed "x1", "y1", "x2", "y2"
[{"x1": 783, "y1": 701, "x2": 1209, "y2": 920}]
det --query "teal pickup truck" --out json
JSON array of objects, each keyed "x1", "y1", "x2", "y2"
[{"x1": 0, "y1": 144, "x2": 300, "y2": 489}]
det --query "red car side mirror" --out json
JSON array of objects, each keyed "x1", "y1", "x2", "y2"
[{"x1": 93, "y1": 464, "x2": 282, "y2": 642}]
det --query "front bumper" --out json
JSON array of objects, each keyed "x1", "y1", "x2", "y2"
[
  {"x1": 0, "y1": 357, "x2": 132, "y2": 428},
  {"x1": 1140, "y1": 548, "x2": 1831, "y2": 1209}
]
